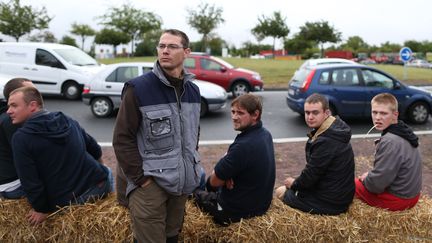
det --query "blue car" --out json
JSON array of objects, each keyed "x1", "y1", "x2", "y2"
[{"x1": 286, "y1": 63, "x2": 432, "y2": 124}]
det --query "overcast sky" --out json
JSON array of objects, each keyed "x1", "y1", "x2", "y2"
[{"x1": 3, "y1": 0, "x2": 432, "y2": 50}]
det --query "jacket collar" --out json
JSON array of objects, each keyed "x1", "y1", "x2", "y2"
[
  {"x1": 308, "y1": 116, "x2": 336, "y2": 142},
  {"x1": 238, "y1": 120, "x2": 263, "y2": 136},
  {"x1": 152, "y1": 61, "x2": 195, "y2": 87}
]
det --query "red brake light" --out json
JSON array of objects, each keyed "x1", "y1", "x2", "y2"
[
  {"x1": 82, "y1": 86, "x2": 90, "y2": 94},
  {"x1": 300, "y1": 69, "x2": 316, "y2": 92}
]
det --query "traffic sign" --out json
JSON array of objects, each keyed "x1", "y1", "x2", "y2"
[{"x1": 399, "y1": 47, "x2": 413, "y2": 62}]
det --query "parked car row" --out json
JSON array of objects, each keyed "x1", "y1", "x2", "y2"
[
  {"x1": 2, "y1": 50, "x2": 431, "y2": 124},
  {"x1": 81, "y1": 62, "x2": 228, "y2": 118},
  {"x1": 406, "y1": 59, "x2": 432, "y2": 69},
  {"x1": 287, "y1": 62, "x2": 432, "y2": 124}
]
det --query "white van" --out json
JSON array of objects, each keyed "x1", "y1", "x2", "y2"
[{"x1": 0, "y1": 42, "x2": 103, "y2": 99}]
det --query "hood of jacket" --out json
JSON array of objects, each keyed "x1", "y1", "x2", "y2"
[
  {"x1": 19, "y1": 110, "x2": 72, "y2": 144},
  {"x1": 382, "y1": 120, "x2": 418, "y2": 147},
  {"x1": 308, "y1": 116, "x2": 352, "y2": 143}
]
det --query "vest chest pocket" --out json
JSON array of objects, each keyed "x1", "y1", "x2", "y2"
[{"x1": 144, "y1": 109, "x2": 175, "y2": 155}]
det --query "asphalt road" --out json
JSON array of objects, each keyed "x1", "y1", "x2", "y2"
[{"x1": 43, "y1": 91, "x2": 432, "y2": 143}]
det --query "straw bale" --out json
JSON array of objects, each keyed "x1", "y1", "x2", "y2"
[
  {"x1": 1, "y1": 193, "x2": 432, "y2": 242},
  {"x1": 182, "y1": 197, "x2": 432, "y2": 242},
  {"x1": 0, "y1": 193, "x2": 132, "y2": 242}
]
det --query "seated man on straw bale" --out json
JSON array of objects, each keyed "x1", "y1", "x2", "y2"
[
  {"x1": 194, "y1": 94, "x2": 276, "y2": 226},
  {"x1": 0, "y1": 78, "x2": 35, "y2": 200},
  {"x1": 355, "y1": 93, "x2": 422, "y2": 211},
  {"x1": 7, "y1": 87, "x2": 113, "y2": 225},
  {"x1": 276, "y1": 93, "x2": 355, "y2": 215}
]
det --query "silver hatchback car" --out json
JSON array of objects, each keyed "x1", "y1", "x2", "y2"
[{"x1": 82, "y1": 62, "x2": 228, "y2": 118}]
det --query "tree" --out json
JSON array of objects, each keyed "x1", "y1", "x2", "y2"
[
  {"x1": 70, "y1": 22, "x2": 95, "y2": 50},
  {"x1": 299, "y1": 21, "x2": 341, "y2": 57},
  {"x1": 0, "y1": 0, "x2": 52, "y2": 41},
  {"x1": 60, "y1": 35, "x2": 78, "y2": 47},
  {"x1": 190, "y1": 36, "x2": 227, "y2": 56},
  {"x1": 251, "y1": 11, "x2": 289, "y2": 57},
  {"x1": 378, "y1": 41, "x2": 401, "y2": 52},
  {"x1": 98, "y1": 3, "x2": 162, "y2": 56},
  {"x1": 284, "y1": 33, "x2": 314, "y2": 55},
  {"x1": 404, "y1": 40, "x2": 423, "y2": 53},
  {"x1": 186, "y1": 2, "x2": 224, "y2": 52},
  {"x1": 94, "y1": 28, "x2": 129, "y2": 56},
  {"x1": 341, "y1": 36, "x2": 369, "y2": 53},
  {"x1": 28, "y1": 30, "x2": 57, "y2": 43}
]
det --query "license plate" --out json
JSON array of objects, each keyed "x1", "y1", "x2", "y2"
[{"x1": 288, "y1": 89, "x2": 295, "y2": 96}]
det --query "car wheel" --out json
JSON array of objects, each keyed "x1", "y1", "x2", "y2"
[
  {"x1": 407, "y1": 102, "x2": 430, "y2": 124},
  {"x1": 231, "y1": 81, "x2": 250, "y2": 97},
  {"x1": 62, "y1": 81, "x2": 81, "y2": 100},
  {"x1": 91, "y1": 97, "x2": 113, "y2": 118},
  {"x1": 200, "y1": 98, "x2": 208, "y2": 117}
]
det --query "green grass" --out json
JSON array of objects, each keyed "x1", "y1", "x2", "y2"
[{"x1": 98, "y1": 57, "x2": 432, "y2": 88}]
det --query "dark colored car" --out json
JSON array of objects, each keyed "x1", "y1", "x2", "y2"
[
  {"x1": 184, "y1": 53, "x2": 264, "y2": 97},
  {"x1": 286, "y1": 63, "x2": 432, "y2": 124}
]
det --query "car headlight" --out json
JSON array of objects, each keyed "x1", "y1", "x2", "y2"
[
  {"x1": 216, "y1": 90, "x2": 227, "y2": 98},
  {"x1": 252, "y1": 73, "x2": 261, "y2": 80}
]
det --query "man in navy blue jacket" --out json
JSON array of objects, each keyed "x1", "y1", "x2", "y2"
[
  {"x1": 195, "y1": 94, "x2": 276, "y2": 226},
  {"x1": 7, "y1": 86, "x2": 112, "y2": 225}
]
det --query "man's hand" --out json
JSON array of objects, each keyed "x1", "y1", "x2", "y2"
[
  {"x1": 359, "y1": 172, "x2": 369, "y2": 182},
  {"x1": 27, "y1": 209, "x2": 48, "y2": 225},
  {"x1": 225, "y1": 179, "x2": 234, "y2": 190},
  {"x1": 284, "y1": 177, "x2": 295, "y2": 189}
]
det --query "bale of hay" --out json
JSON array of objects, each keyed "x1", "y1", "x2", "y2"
[
  {"x1": 1, "y1": 194, "x2": 432, "y2": 242},
  {"x1": 0, "y1": 193, "x2": 132, "y2": 242},
  {"x1": 182, "y1": 197, "x2": 432, "y2": 242}
]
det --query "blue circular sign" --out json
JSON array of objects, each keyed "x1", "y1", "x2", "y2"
[{"x1": 399, "y1": 47, "x2": 413, "y2": 62}]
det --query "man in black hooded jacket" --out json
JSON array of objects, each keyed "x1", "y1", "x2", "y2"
[
  {"x1": 276, "y1": 93, "x2": 355, "y2": 215},
  {"x1": 7, "y1": 86, "x2": 112, "y2": 224}
]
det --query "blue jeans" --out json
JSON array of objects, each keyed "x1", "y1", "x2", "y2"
[
  {"x1": 74, "y1": 165, "x2": 114, "y2": 204},
  {"x1": 0, "y1": 186, "x2": 25, "y2": 199}
]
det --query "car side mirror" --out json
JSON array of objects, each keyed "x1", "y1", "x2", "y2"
[
  {"x1": 394, "y1": 81, "x2": 401, "y2": 90},
  {"x1": 220, "y1": 66, "x2": 227, "y2": 72}
]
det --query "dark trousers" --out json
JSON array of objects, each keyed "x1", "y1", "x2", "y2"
[
  {"x1": 283, "y1": 189, "x2": 348, "y2": 215},
  {"x1": 194, "y1": 190, "x2": 240, "y2": 226}
]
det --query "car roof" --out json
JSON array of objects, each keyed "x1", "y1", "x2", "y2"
[
  {"x1": 0, "y1": 42, "x2": 78, "y2": 49},
  {"x1": 305, "y1": 58, "x2": 357, "y2": 65},
  {"x1": 189, "y1": 52, "x2": 210, "y2": 56},
  {"x1": 105, "y1": 62, "x2": 153, "y2": 68},
  {"x1": 306, "y1": 63, "x2": 365, "y2": 70}
]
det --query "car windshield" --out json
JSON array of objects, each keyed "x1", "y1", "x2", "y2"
[
  {"x1": 54, "y1": 48, "x2": 98, "y2": 66},
  {"x1": 211, "y1": 56, "x2": 234, "y2": 69},
  {"x1": 290, "y1": 68, "x2": 311, "y2": 86}
]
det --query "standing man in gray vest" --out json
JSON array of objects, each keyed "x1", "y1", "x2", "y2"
[{"x1": 113, "y1": 29, "x2": 202, "y2": 243}]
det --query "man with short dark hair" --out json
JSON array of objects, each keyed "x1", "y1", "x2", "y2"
[
  {"x1": 276, "y1": 93, "x2": 355, "y2": 215},
  {"x1": 194, "y1": 94, "x2": 275, "y2": 226},
  {"x1": 113, "y1": 29, "x2": 202, "y2": 242},
  {"x1": 0, "y1": 78, "x2": 34, "y2": 199},
  {"x1": 7, "y1": 87, "x2": 112, "y2": 224},
  {"x1": 355, "y1": 93, "x2": 422, "y2": 211}
]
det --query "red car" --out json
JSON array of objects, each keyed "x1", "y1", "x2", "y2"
[{"x1": 184, "y1": 53, "x2": 264, "y2": 97}]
